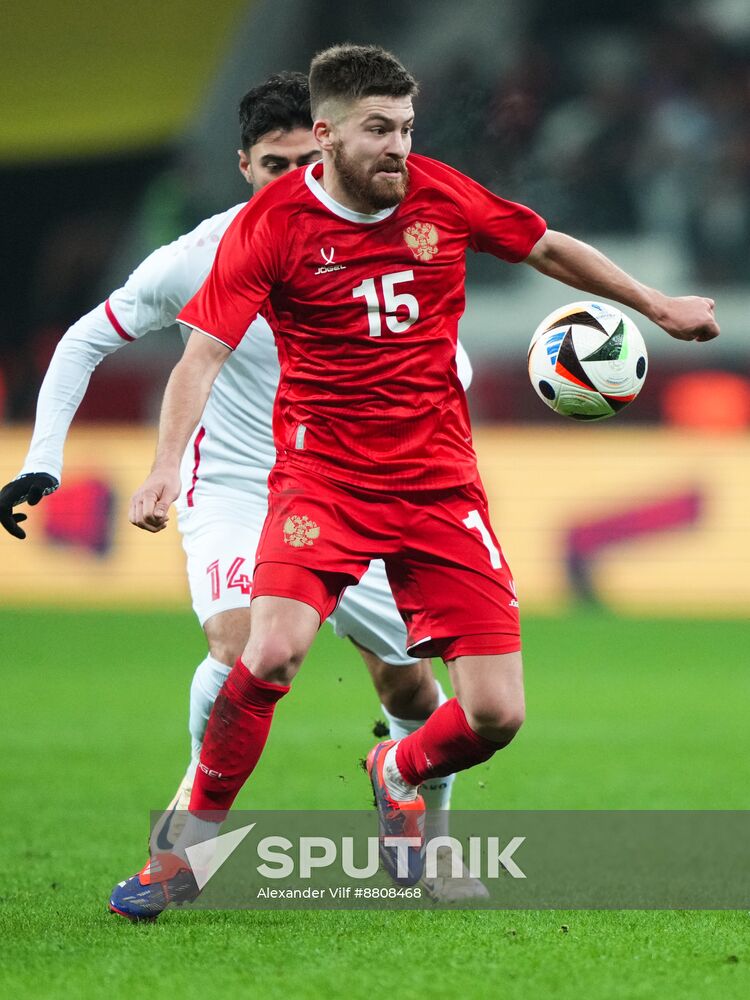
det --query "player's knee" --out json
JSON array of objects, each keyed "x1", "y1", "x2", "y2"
[
  {"x1": 464, "y1": 699, "x2": 525, "y2": 745},
  {"x1": 244, "y1": 633, "x2": 305, "y2": 685}
]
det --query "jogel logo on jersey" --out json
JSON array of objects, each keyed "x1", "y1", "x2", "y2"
[
  {"x1": 283, "y1": 515, "x2": 321, "y2": 547},
  {"x1": 403, "y1": 222, "x2": 439, "y2": 262},
  {"x1": 315, "y1": 247, "x2": 346, "y2": 275}
]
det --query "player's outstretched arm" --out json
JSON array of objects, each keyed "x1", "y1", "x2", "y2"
[
  {"x1": 0, "y1": 305, "x2": 135, "y2": 539},
  {"x1": 0, "y1": 221, "x2": 222, "y2": 540},
  {"x1": 524, "y1": 230, "x2": 719, "y2": 343},
  {"x1": 130, "y1": 331, "x2": 230, "y2": 533}
]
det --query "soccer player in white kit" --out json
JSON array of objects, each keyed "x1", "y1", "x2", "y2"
[{"x1": 0, "y1": 73, "x2": 482, "y2": 900}]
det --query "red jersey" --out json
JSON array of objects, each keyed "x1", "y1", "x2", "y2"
[{"x1": 178, "y1": 154, "x2": 545, "y2": 490}]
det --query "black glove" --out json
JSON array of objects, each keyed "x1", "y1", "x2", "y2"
[{"x1": 0, "y1": 472, "x2": 59, "y2": 539}]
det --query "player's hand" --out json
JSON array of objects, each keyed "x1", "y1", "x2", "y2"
[
  {"x1": 0, "y1": 472, "x2": 59, "y2": 539},
  {"x1": 129, "y1": 469, "x2": 181, "y2": 533},
  {"x1": 654, "y1": 296, "x2": 719, "y2": 343}
]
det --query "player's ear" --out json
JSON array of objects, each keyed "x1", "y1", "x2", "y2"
[
  {"x1": 313, "y1": 120, "x2": 334, "y2": 152},
  {"x1": 238, "y1": 148, "x2": 254, "y2": 185}
]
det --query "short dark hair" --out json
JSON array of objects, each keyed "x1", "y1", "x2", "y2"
[
  {"x1": 238, "y1": 71, "x2": 312, "y2": 151},
  {"x1": 309, "y1": 44, "x2": 418, "y2": 118}
]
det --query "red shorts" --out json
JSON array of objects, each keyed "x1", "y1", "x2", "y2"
[{"x1": 252, "y1": 464, "x2": 521, "y2": 661}]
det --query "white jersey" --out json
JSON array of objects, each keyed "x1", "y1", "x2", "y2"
[{"x1": 21, "y1": 204, "x2": 473, "y2": 505}]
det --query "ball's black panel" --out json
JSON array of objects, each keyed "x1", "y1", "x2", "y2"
[
  {"x1": 556, "y1": 328, "x2": 598, "y2": 390},
  {"x1": 569, "y1": 411, "x2": 608, "y2": 420},
  {"x1": 601, "y1": 393, "x2": 632, "y2": 412},
  {"x1": 581, "y1": 319, "x2": 625, "y2": 362},
  {"x1": 636, "y1": 356, "x2": 646, "y2": 378},
  {"x1": 538, "y1": 379, "x2": 556, "y2": 400},
  {"x1": 542, "y1": 310, "x2": 608, "y2": 335}
]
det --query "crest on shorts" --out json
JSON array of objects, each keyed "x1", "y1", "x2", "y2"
[
  {"x1": 403, "y1": 222, "x2": 439, "y2": 262},
  {"x1": 283, "y1": 514, "x2": 321, "y2": 548}
]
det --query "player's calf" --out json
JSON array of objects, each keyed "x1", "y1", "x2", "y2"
[
  {"x1": 358, "y1": 647, "x2": 439, "y2": 721},
  {"x1": 188, "y1": 659, "x2": 291, "y2": 815}
]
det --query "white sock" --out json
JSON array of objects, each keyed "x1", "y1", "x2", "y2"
[
  {"x1": 189, "y1": 655, "x2": 232, "y2": 763},
  {"x1": 174, "y1": 656, "x2": 233, "y2": 865},
  {"x1": 383, "y1": 743, "x2": 419, "y2": 802},
  {"x1": 172, "y1": 813, "x2": 223, "y2": 863},
  {"x1": 184, "y1": 759, "x2": 198, "y2": 787},
  {"x1": 380, "y1": 679, "x2": 456, "y2": 818}
]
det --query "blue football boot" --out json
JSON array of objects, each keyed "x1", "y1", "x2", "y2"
[
  {"x1": 109, "y1": 853, "x2": 199, "y2": 921},
  {"x1": 366, "y1": 740, "x2": 425, "y2": 886}
]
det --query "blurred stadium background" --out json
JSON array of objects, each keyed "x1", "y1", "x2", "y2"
[
  {"x1": 1, "y1": 0, "x2": 748, "y2": 614},
  {"x1": 3, "y1": 4, "x2": 750, "y2": 995}
]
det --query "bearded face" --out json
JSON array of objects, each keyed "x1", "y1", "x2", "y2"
[{"x1": 332, "y1": 138, "x2": 410, "y2": 211}]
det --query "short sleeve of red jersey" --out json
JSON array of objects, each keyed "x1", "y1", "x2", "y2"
[
  {"x1": 413, "y1": 156, "x2": 546, "y2": 263},
  {"x1": 177, "y1": 198, "x2": 279, "y2": 350},
  {"x1": 470, "y1": 190, "x2": 545, "y2": 261},
  {"x1": 458, "y1": 172, "x2": 546, "y2": 261}
]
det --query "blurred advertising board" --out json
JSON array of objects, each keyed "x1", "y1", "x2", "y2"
[
  {"x1": 1, "y1": 425, "x2": 748, "y2": 615},
  {"x1": 1, "y1": 427, "x2": 188, "y2": 608},
  {"x1": 475, "y1": 426, "x2": 749, "y2": 616}
]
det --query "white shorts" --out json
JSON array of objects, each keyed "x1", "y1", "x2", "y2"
[
  {"x1": 177, "y1": 490, "x2": 417, "y2": 667},
  {"x1": 177, "y1": 492, "x2": 266, "y2": 626}
]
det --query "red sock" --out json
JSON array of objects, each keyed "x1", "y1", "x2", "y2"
[
  {"x1": 189, "y1": 658, "x2": 290, "y2": 815},
  {"x1": 395, "y1": 697, "x2": 501, "y2": 786}
]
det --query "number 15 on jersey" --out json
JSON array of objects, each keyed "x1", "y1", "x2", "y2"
[{"x1": 352, "y1": 270, "x2": 419, "y2": 337}]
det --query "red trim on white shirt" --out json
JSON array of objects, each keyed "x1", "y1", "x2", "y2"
[
  {"x1": 186, "y1": 426, "x2": 206, "y2": 507},
  {"x1": 105, "y1": 299, "x2": 135, "y2": 342}
]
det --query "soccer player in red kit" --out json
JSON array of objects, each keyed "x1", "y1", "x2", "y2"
[{"x1": 111, "y1": 44, "x2": 718, "y2": 918}]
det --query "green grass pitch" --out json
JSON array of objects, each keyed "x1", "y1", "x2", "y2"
[{"x1": 1, "y1": 607, "x2": 749, "y2": 998}]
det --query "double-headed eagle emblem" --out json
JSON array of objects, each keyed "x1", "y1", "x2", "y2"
[
  {"x1": 403, "y1": 222, "x2": 439, "y2": 262},
  {"x1": 283, "y1": 515, "x2": 321, "y2": 548}
]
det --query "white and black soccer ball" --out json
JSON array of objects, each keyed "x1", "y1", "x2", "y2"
[{"x1": 527, "y1": 301, "x2": 648, "y2": 420}]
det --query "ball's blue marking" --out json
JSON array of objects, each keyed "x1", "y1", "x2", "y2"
[{"x1": 545, "y1": 328, "x2": 567, "y2": 364}]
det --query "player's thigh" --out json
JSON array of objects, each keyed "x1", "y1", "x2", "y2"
[
  {"x1": 330, "y1": 558, "x2": 416, "y2": 667},
  {"x1": 178, "y1": 494, "x2": 265, "y2": 629}
]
